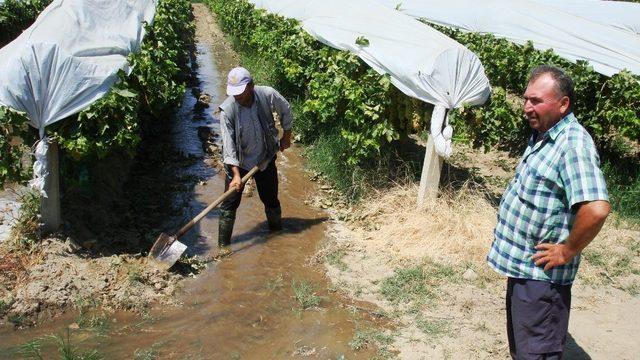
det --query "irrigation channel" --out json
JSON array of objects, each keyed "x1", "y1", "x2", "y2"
[{"x1": 0, "y1": 5, "x2": 387, "y2": 358}]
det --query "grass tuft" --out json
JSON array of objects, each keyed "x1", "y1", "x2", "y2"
[
  {"x1": 325, "y1": 249, "x2": 348, "y2": 271},
  {"x1": 380, "y1": 260, "x2": 458, "y2": 307},
  {"x1": 416, "y1": 318, "x2": 450, "y2": 338},
  {"x1": 265, "y1": 274, "x2": 284, "y2": 292},
  {"x1": 18, "y1": 338, "x2": 44, "y2": 360},
  {"x1": 349, "y1": 327, "x2": 393, "y2": 351},
  {"x1": 291, "y1": 279, "x2": 321, "y2": 310},
  {"x1": 9, "y1": 191, "x2": 40, "y2": 252}
]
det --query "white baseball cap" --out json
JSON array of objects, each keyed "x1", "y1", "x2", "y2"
[{"x1": 226, "y1": 67, "x2": 252, "y2": 96}]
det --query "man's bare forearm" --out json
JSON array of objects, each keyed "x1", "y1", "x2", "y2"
[
  {"x1": 564, "y1": 200, "x2": 611, "y2": 254},
  {"x1": 230, "y1": 165, "x2": 241, "y2": 178}
]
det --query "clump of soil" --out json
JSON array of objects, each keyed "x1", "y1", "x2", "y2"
[{"x1": 0, "y1": 237, "x2": 202, "y2": 328}]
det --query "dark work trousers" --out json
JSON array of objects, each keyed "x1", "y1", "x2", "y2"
[
  {"x1": 506, "y1": 277, "x2": 572, "y2": 360},
  {"x1": 220, "y1": 156, "x2": 280, "y2": 211}
]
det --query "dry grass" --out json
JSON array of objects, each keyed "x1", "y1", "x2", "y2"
[
  {"x1": 344, "y1": 183, "x2": 639, "y2": 287},
  {"x1": 349, "y1": 183, "x2": 496, "y2": 266}
]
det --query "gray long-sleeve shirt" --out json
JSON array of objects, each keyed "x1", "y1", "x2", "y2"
[{"x1": 219, "y1": 86, "x2": 293, "y2": 171}]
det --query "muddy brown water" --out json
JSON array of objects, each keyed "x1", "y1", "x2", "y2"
[{"x1": 0, "y1": 24, "x2": 386, "y2": 359}]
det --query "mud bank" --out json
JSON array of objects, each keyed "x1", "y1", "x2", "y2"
[{"x1": 0, "y1": 238, "x2": 187, "y2": 328}]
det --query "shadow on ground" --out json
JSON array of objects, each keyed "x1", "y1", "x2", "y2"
[{"x1": 565, "y1": 333, "x2": 591, "y2": 360}]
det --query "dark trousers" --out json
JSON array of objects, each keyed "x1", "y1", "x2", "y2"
[
  {"x1": 220, "y1": 157, "x2": 280, "y2": 211},
  {"x1": 506, "y1": 277, "x2": 572, "y2": 360}
]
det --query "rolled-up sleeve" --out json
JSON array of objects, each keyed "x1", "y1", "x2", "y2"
[
  {"x1": 219, "y1": 110, "x2": 240, "y2": 166},
  {"x1": 268, "y1": 88, "x2": 293, "y2": 131}
]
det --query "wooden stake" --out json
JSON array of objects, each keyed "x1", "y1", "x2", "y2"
[
  {"x1": 417, "y1": 134, "x2": 443, "y2": 209},
  {"x1": 40, "y1": 140, "x2": 61, "y2": 234}
]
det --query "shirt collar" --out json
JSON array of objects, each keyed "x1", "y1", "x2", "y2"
[
  {"x1": 529, "y1": 112, "x2": 575, "y2": 143},
  {"x1": 547, "y1": 113, "x2": 575, "y2": 141}
]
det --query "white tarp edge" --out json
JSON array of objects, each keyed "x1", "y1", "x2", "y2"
[
  {"x1": 0, "y1": 0, "x2": 157, "y2": 195},
  {"x1": 532, "y1": 0, "x2": 640, "y2": 36},
  {"x1": 249, "y1": 0, "x2": 491, "y2": 157},
  {"x1": 377, "y1": 0, "x2": 640, "y2": 77}
]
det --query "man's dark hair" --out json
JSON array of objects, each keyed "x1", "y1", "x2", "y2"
[{"x1": 528, "y1": 65, "x2": 575, "y2": 113}]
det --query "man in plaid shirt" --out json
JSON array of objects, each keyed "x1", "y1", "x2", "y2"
[{"x1": 487, "y1": 65, "x2": 610, "y2": 359}]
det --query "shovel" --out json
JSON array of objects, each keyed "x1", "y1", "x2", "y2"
[{"x1": 148, "y1": 165, "x2": 260, "y2": 270}]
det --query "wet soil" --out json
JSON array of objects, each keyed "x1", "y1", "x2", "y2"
[{"x1": 0, "y1": 4, "x2": 390, "y2": 358}]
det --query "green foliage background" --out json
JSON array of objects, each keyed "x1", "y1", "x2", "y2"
[
  {"x1": 0, "y1": 0, "x2": 195, "y2": 186},
  {"x1": 0, "y1": 0, "x2": 52, "y2": 47},
  {"x1": 431, "y1": 24, "x2": 640, "y2": 221}
]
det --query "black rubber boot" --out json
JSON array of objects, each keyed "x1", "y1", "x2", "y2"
[
  {"x1": 265, "y1": 206, "x2": 282, "y2": 231},
  {"x1": 218, "y1": 209, "x2": 236, "y2": 248}
]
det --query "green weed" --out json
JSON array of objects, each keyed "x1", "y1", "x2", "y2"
[
  {"x1": 325, "y1": 249, "x2": 347, "y2": 271},
  {"x1": 74, "y1": 298, "x2": 110, "y2": 334},
  {"x1": 18, "y1": 338, "x2": 43, "y2": 360},
  {"x1": 291, "y1": 279, "x2": 321, "y2": 310},
  {"x1": 52, "y1": 330, "x2": 102, "y2": 360},
  {"x1": 9, "y1": 191, "x2": 40, "y2": 251},
  {"x1": 349, "y1": 328, "x2": 393, "y2": 351},
  {"x1": 380, "y1": 266, "x2": 431, "y2": 305},
  {"x1": 8, "y1": 313, "x2": 25, "y2": 327},
  {"x1": 380, "y1": 261, "x2": 458, "y2": 307},
  {"x1": 126, "y1": 263, "x2": 144, "y2": 284},
  {"x1": 133, "y1": 342, "x2": 163, "y2": 360},
  {"x1": 265, "y1": 274, "x2": 284, "y2": 292},
  {"x1": 0, "y1": 298, "x2": 10, "y2": 314},
  {"x1": 416, "y1": 318, "x2": 450, "y2": 338},
  {"x1": 583, "y1": 250, "x2": 606, "y2": 267},
  {"x1": 19, "y1": 331, "x2": 102, "y2": 360},
  {"x1": 603, "y1": 162, "x2": 640, "y2": 225},
  {"x1": 624, "y1": 282, "x2": 640, "y2": 297}
]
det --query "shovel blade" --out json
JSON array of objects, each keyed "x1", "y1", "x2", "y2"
[{"x1": 149, "y1": 233, "x2": 187, "y2": 270}]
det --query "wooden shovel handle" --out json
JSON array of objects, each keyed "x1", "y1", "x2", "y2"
[{"x1": 175, "y1": 165, "x2": 260, "y2": 239}]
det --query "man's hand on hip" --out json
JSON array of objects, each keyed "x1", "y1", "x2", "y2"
[
  {"x1": 280, "y1": 130, "x2": 292, "y2": 152},
  {"x1": 532, "y1": 243, "x2": 578, "y2": 271},
  {"x1": 532, "y1": 200, "x2": 610, "y2": 271}
]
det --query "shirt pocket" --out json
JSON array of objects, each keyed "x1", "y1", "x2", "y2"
[{"x1": 516, "y1": 164, "x2": 563, "y2": 241}]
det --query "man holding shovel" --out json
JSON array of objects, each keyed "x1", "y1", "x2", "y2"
[{"x1": 216, "y1": 67, "x2": 293, "y2": 256}]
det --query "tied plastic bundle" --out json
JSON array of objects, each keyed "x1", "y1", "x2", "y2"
[
  {"x1": 431, "y1": 105, "x2": 452, "y2": 158},
  {"x1": 28, "y1": 137, "x2": 49, "y2": 197}
]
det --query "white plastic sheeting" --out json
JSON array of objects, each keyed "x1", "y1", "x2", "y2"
[
  {"x1": 532, "y1": 0, "x2": 640, "y2": 36},
  {"x1": 0, "y1": 0, "x2": 156, "y2": 132},
  {"x1": 249, "y1": 0, "x2": 491, "y2": 157},
  {"x1": 0, "y1": 0, "x2": 157, "y2": 195},
  {"x1": 378, "y1": 0, "x2": 640, "y2": 77}
]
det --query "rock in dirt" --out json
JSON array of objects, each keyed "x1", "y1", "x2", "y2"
[{"x1": 462, "y1": 268, "x2": 478, "y2": 281}]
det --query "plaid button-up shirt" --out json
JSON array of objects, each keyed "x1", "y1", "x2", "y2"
[{"x1": 487, "y1": 113, "x2": 609, "y2": 285}]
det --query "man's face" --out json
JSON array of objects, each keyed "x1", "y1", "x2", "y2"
[
  {"x1": 523, "y1": 74, "x2": 570, "y2": 133},
  {"x1": 234, "y1": 83, "x2": 254, "y2": 107}
]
